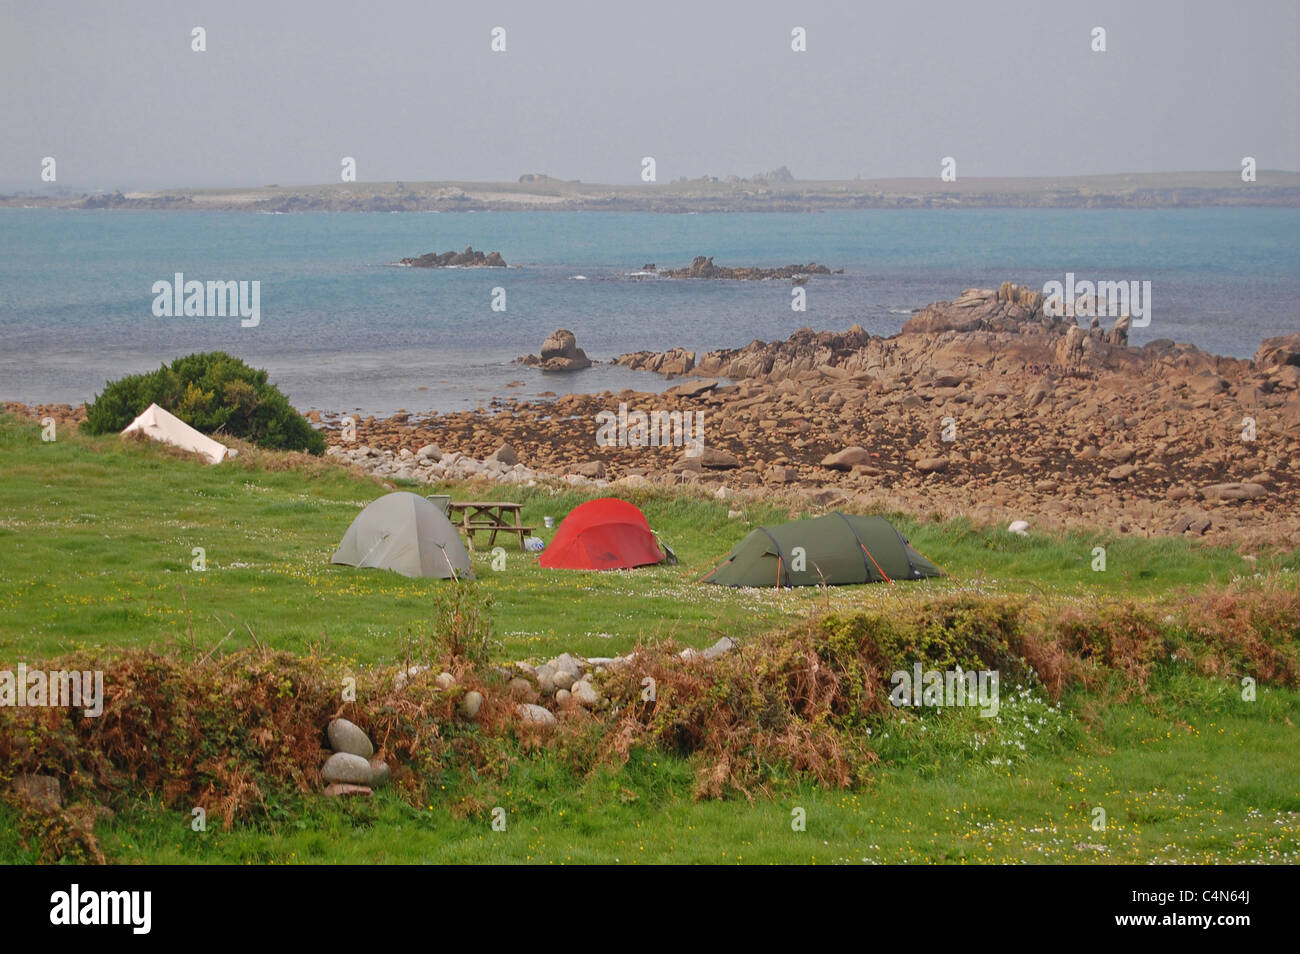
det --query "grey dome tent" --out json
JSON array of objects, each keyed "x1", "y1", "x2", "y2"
[
  {"x1": 332, "y1": 492, "x2": 474, "y2": 580},
  {"x1": 701, "y1": 512, "x2": 942, "y2": 587}
]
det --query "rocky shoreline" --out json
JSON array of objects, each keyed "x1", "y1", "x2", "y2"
[
  {"x1": 324, "y1": 283, "x2": 1300, "y2": 549},
  {"x1": 8, "y1": 282, "x2": 1298, "y2": 549}
]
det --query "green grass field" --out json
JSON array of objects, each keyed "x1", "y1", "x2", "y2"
[{"x1": 1, "y1": 414, "x2": 1296, "y2": 864}]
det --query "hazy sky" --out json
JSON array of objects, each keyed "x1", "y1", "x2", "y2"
[{"x1": 2, "y1": 0, "x2": 1297, "y2": 190}]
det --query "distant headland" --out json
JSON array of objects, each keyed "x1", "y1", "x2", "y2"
[{"x1": 5, "y1": 169, "x2": 1300, "y2": 212}]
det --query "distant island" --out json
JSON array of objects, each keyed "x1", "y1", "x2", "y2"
[{"x1": 5, "y1": 169, "x2": 1299, "y2": 212}]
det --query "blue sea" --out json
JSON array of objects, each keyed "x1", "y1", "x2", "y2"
[{"x1": 1, "y1": 208, "x2": 1297, "y2": 414}]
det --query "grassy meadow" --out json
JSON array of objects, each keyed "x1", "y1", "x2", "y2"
[{"x1": 0, "y1": 413, "x2": 1297, "y2": 864}]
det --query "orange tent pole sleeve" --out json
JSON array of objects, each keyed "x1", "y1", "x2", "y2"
[{"x1": 860, "y1": 544, "x2": 894, "y2": 586}]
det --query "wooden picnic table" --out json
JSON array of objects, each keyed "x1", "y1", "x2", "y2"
[{"x1": 448, "y1": 501, "x2": 534, "y2": 550}]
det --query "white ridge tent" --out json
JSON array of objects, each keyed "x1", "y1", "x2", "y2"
[
  {"x1": 121, "y1": 403, "x2": 231, "y2": 465},
  {"x1": 332, "y1": 492, "x2": 474, "y2": 580}
]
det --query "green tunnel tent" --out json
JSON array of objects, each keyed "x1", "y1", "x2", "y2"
[
  {"x1": 701, "y1": 512, "x2": 942, "y2": 587},
  {"x1": 332, "y1": 492, "x2": 474, "y2": 580}
]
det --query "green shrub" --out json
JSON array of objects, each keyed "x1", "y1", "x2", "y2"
[
  {"x1": 820, "y1": 597, "x2": 1029, "y2": 680},
  {"x1": 83, "y1": 352, "x2": 325, "y2": 454}
]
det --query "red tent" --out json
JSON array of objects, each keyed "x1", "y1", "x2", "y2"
[{"x1": 539, "y1": 498, "x2": 665, "y2": 570}]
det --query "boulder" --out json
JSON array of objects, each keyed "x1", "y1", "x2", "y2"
[
  {"x1": 916, "y1": 457, "x2": 948, "y2": 474},
  {"x1": 1273, "y1": 366, "x2": 1300, "y2": 391},
  {"x1": 544, "y1": 352, "x2": 592, "y2": 372},
  {"x1": 1201, "y1": 482, "x2": 1267, "y2": 502},
  {"x1": 622, "y1": 347, "x2": 699, "y2": 377},
  {"x1": 821, "y1": 446, "x2": 872, "y2": 470},
  {"x1": 570, "y1": 679, "x2": 600, "y2": 708},
  {"x1": 488, "y1": 443, "x2": 519, "y2": 466},
  {"x1": 1025, "y1": 379, "x2": 1054, "y2": 407},
  {"x1": 535, "y1": 664, "x2": 557, "y2": 694},
  {"x1": 322, "y1": 752, "x2": 373, "y2": 785},
  {"x1": 552, "y1": 653, "x2": 583, "y2": 677},
  {"x1": 1184, "y1": 373, "x2": 1227, "y2": 397},
  {"x1": 1055, "y1": 324, "x2": 1086, "y2": 367},
  {"x1": 532, "y1": 329, "x2": 593, "y2": 372},
  {"x1": 327, "y1": 718, "x2": 374, "y2": 759},
  {"x1": 460, "y1": 690, "x2": 484, "y2": 720},
  {"x1": 542, "y1": 329, "x2": 579, "y2": 360},
  {"x1": 695, "y1": 447, "x2": 740, "y2": 469},
  {"x1": 515, "y1": 703, "x2": 557, "y2": 726},
  {"x1": 1171, "y1": 512, "x2": 1212, "y2": 535},
  {"x1": 1254, "y1": 334, "x2": 1300, "y2": 369},
  {"x1": 1107, "y1": 314, "x2": 1131, "y2": 348}
]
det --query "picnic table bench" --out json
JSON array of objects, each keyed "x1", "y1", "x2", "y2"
[{"x1": 447, "y1": 501, "x2": 534, "y2": 550}]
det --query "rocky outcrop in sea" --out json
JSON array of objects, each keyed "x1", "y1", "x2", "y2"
[
  {"x1": 516, "y1": 329, "x2": 593, "y2": 372},
  {"x1": 656, "y1": 256, "x2": 836, "y2": 280},
  {"x1": 398, "y1": 246, "x2": 506, "y2": 267}
]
